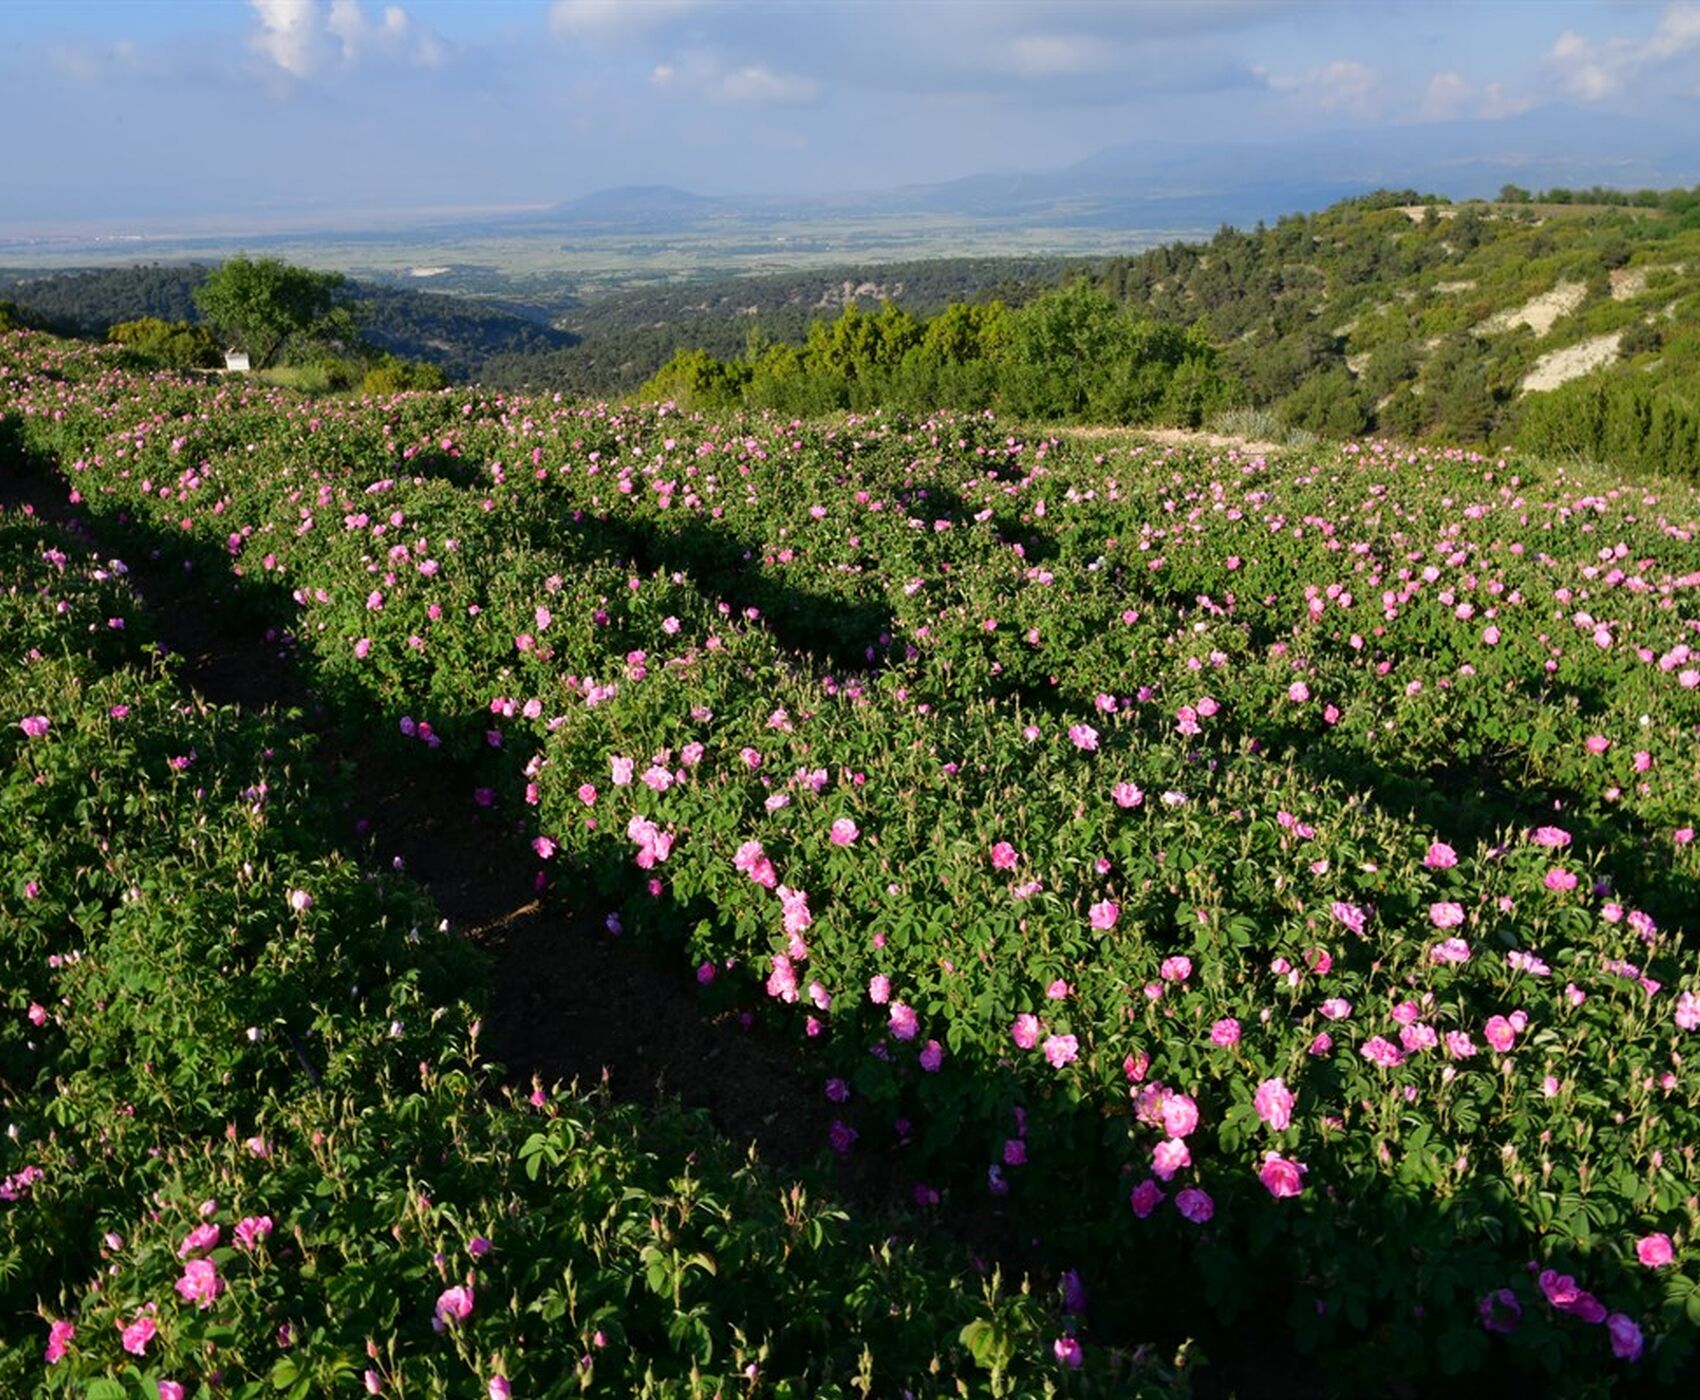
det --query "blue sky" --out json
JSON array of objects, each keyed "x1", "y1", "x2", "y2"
[{"x1": 1, "y1": 1, "x2": 1696, "y2": 226}]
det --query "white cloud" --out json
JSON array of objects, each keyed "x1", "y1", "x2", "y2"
[
  {"x1": 1419, "y1": 70, "x2": 1470, "y2": 122},
  {"x1": 249, "y1": 0, "x2": 442, "y2": 78},
  {"x1": 549, "y1": 0, "x2": 702, "y2": 41},
  {"x1": 651, "y1": 63, "x2": 675, "y2": 84},
  {"x1": 714, "y1": 64, "x2": 818, "y2": 104},
  {"x1": 1002, "y1": 34, "x2": 1114, "y2": 79},
  {"x1": 1264, "y1": 58, "x2": 1378, "y2": 116},
  {"x1": 1549, "y1": 1, "x2": 1700, "y2": 101},
  {"x1": 251, "y1": 0, "x2": 324, "y2": 78},
  {"x1": 1477, "y1": 81, "x2": 1535, "y2": 120}
]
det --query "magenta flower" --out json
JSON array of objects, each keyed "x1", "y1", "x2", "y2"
[
  {"x1": 434, "y1": 1285, "x2": 475, "y2": 1331},
  {"x1": 829, "y1": 817, "x2": 859, "y2": 846},
  {"x1": 1254, "y1": 1077, "x2": 1294, "y2": 1132},
  {"x1": 489, "y1": 1378, "x2": 513, "y2": 1400},
  {"x1": 1088, "y1": 900, "x2": 1119, "y2": 931},
  {"x1": 159, "y1": 1382, "x2": 186, "y2": 1400},
  {"x1": 178, "y1": 1222, "x2": 219, "y2": 1256},
  {"x1": 1012, "y1": 1013, "x2": 1042, "y2": 1049},
  {"x1": 919, "y1": 1039, "x2": 944, "y2": 1071},
  {"x1": 119, "y1": 1313, "x2": 157, "y2": 1355},
  {"x1": 44, "y1": 1318, "x2": 74, "y2": 1365},
  {"x1": 1530, "y1": 825, "x2": 1572, "y2": 848},
  {"x1": 234, "y1": 1215, "x2": 273, "y2": 1250},
  {"x1": 18, "y1": 715, "x2": 49, "y2": 738},
  {"x1": 1004, "y1": 1138, "x2": 1027, "y2": 1167},
  {"x1": 888, "y1": 1002, "x2": 919, "y2": 1041},
  {"x1": 1175, "y1": 1187, "x2": 1214, "y2": 1223},
  {"x1": 1053, "y1": 1335, "x2": 1083, "y2": 1368},
  {"x1": 1545, "y1": 868, "x2": 1578, "y2": 892},
  {"x1": 1319, "y1": 997, "x2": 1352, "y2": 1020},
  {"x1": 1429, "y1": 936, "x2": 1471, "y2": 964},
  {"x1": 1043, "y1": 1033, "x2": 1079, "y2": 1068},
  {"x1": 1112, "y1": 781, "x2": 1143, "y2": 808},
  {"x1": 1209, "y1": 1017, "x2": 1241, "y2": 1047},
  {"x1": 1636, "y1": 1233, "x2": 1675, "y2": 1268},
  {"x1": 1258, "y1": 1153, "x2": 1307, "y2": 1199},
  {"x1": 175, "y1": 1257, "x2": 223, "y2": 1309},
  {"x1": 1483, "y1": 1015, "x2": 1517, "y2": 1052},
  {"x1": 1129, "y1": 1179, "x2": 1165, "y2": 1218},
  {"x1": 990, "y1": 841, "x2": 1019, "y2": 870},
  {"x1": 1424, "y1": 841, "x2": 1458, "y2": 869}
]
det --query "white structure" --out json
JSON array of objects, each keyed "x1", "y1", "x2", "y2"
[{"x1": 224, "y1": 351, "x2": 251, "y2": 373}]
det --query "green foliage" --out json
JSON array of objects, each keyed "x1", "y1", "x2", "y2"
[
  {"x1": 1518, "y1": 376, "x2": 1700, "y2": 480},
  {"x1": 191, "y1": 255, "x2": 354, "y2": 369},
  {"x1": 107, "y1": 316, "x2": 221, "y2": 369},
  {"x1": 361, "y1": 355, "x2": 448, "y2": 396}
]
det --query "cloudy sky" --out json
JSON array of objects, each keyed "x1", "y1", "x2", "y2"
[{"x1": 1, "y1": 0, "x2": 1696, "y2": 226}]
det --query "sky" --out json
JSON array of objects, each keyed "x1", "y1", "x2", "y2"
[{"x1": 0, "y1": 0, "x2": 1696, "y2": 227}]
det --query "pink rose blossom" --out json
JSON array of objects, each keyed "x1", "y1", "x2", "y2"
[
  {"x1": 1129, "y1": 1178, "x2": 1165, "y2": 1217},
  {"x1": 1043, "y1": 1033, "x2": 1080, "y2": 1068},
  {"x1": 1152, "y1": 1137, "x2": 1191, "y2": 1180},
  {"x1": 1253, "y1": 1077, "x2": 1294, "y2": 1132},
  {"x1": 1636, "y1": 1233, "x2": 1675, "y2": 1268},
  {"x1": 1258, "y1": 1153, "x2": 1307, "y2": 1198},
  {"x1": 1088, "y1": 900, "x2": 1119, "y2": 930},
  {"x1": 1175, "y1": 1187, "x2": 1214, "y2": 1223},
  {"x1": 175, "y1": 1257, "x2": 223, "y2": 1309}
]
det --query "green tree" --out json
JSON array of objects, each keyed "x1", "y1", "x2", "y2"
[
  {"x1": 107, "y1": 316, "x2": 221, "y2": 369},
  {"x1": 192, "y1": 255, "x2": 352, "y2": 369}
]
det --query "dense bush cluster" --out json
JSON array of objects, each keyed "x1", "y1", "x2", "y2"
[
  {"x1": 5, "y1": 329, "x2": 1700, "y2": 1391},
  {"x1": 640, "y1": 283, "x2": 1238, "y2": 426}
]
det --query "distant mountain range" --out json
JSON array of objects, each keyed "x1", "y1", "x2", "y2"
[{"x1": 521, "y1": 106, "x2": 1698, "y2": 237}]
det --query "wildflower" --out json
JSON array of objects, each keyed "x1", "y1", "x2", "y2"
[
  {"x1": 1068, "y1": 723, "x2": 1099, "y2": 751},
  {"x1": 1331, "y1": 901, "x2": 1367, "y2": 935},
  {"x1": 829, "y1": 818, "x2": 859, "y2": 846},
  {"x1": 1210, "y1": 1017, "x2": 1241, "y2": 1047},
  {"x1": 1054, "y1": 1336, "x2": 1083, "y2": 1368},
  {"x1": 178, "y1": 1223, "x2": 219, "y2": 1256},
  {"x1": 1607, "y1": 1313, "x2": 1644, "y2": 1362},
  {"x1": 1088, "y1": 900, "x2": 1119, "y2": 930},
  {"x1": 1319, "y1": 997, "x2": 1352, "y2": 1020},
  {"x1": 1012, "y1": 1014, "x2": 1041, "y2": 1049},
  {"x1": 888, "y1": 1003, "x2": 919, "y2": 1041},
  {"x1": 919, "y1": 1039, "x2": 944, "y2": 1071},
  {"x1": 1424, "y1": 841, "x2": 1458, "y2": 869},
  {"x1": 1175, "y1": 1187, "x2": 1214, "y2": 1223},
  {"x1": 1636, "y1": 1234, "x2": 1675, "y2": 1268},
  {"x1": 44, "y1": 1318, "x2": 74, "y2": 1365},
  {"x1": 1258, "y1": 1153, "x2": 1306, "y2": 1198},
  {"x1": 175, "y1": 1257, "x2": 223, "y2": 1309},
  {"x1": 1147, "y1": 1135, "x2": 1190, "y2": 1179},
  {"x1": 1254, "y1": 1077, "x2": 1294, "y2": 1132},
  {"x1": 434, "y1": 1285, "x2": 475, "y2": 1331},
  {"x1": 1161, "y1": 1093, "x2": 1200, "y2": 1138},
  {"x1": 1160, "y1": 955, "x2": 1192, "y2": 983},
  {"x1": 287, "y1": 888, "x2": 312, "y2": 913},
  {"x1": 1675, "y1": 992, "x2": 1700, "y2": 1031},
  {"x1": 990, "y1": 841, "x2": 1019, "y2": 869},
  {"x1": 1429, "y1": 902, "x2": 1467, "y2": 930},
  {"x1": 119, "y1": 1313, "x2": 157, "y2": 1356},
  {"x1": 1478, "y1": 1288, "x2": 1522, "y2": 1335},
  {"x1": 234, "y1": 1215, "x2": 273, "y2": 1250},
  {"x1": 18, "y1": 715, "x2": 49, "y2": 738},
  {"x1": 1130, "y1": 1179, "x2": 1164, "y2": 1217},
  {"x1": 1360, "y1": 1036, "x2": 1404, "y2": 1068},
  {"x1": 1043, "y1": 1033, "x2": 1080, "y2": 1068},
  {"x1": 1483, "y1": 1016, "x2": 1517, "y2": 1052}
]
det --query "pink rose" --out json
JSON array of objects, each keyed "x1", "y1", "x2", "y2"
[{"x1": 1258, "y1": 1152, "x2": 1307, "y2": 1198}]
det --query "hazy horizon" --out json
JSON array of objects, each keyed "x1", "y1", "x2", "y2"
[{"x1": 2, "y1": 0, "x2": 1697, "y2": 237}]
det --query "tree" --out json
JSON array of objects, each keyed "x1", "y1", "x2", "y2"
[
  {"x1": 192, "y1": 255, "x2": 352, "y2": 368},
  {"x1": 107, "y1": 317, "x2": 220, "y2": 369}
]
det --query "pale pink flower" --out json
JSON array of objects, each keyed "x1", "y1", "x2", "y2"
[
  {"x1": 1424, "y1": 841, "x2": 1458, "y2": 869},
  {"x1": 44, "y1": 1318, "x2": 74, "y2": 1365},
  {"x1": 1483, "y1": 1015, "x2": 1517, "y2": 1052},
  {"x1": 1429, "y1": 902, "x2": 1467, "y2": 930},
  {"x1": 1209, "y1": 1017, "x2": 1241, "y2": 1047},
  {"x1": 1529, "y1": 825, "x2": 1571, "y2": 848},
  {"x1": 1152, "y1": 1137, "x2": 1191, "y2": 1180},
  {"x1": 1675, "y1": 991, "x2": 1700, "y2": 1031},
  {"x1": 1160, "y1": 955, "x2": 1192, "y2": 983},
  {"x1": 1088, "y1": 900, "x2": 1119, "y2": 930},
  {"x1": 178, "y1": 1222, "x2": 219, "y2": 1257},
  {"x1": 829, "y1": 818, "x2": 859, "y2": 846},
  {"x1": 1253, "y1": 1077, "x2": 1294, "y2": 1131},
  {"x1": 1161, "y1": 1092, "x2": 1200, "y2": 1138},
  {"x1": 1360, "y1": 1036, "x2": 1404, "y2": 1068},
  {"x1": 1012, "y1": 1013, "x2": 1041, "y2": 1049},
  {"x1": 888, "y1": 1003, "x2": 919, "y2": 1041},
  {"x1": 234, "y1": 1215, "x2": 273, "y2": 1250},
  {"x1": 1068, "y1": 723, "x2": 1098, "y2": 751},
  {"x1": 1320, "y1": 997, "x2": 1352, "y2": 1020},
  {"x1": 868, "y1": 974, "x2": 891, "y2": 1005},
  {"x1": 1430, "y1": 936, "x2": 1471, "y2": 963},
  {"x1": 1043, "y1": 1033, "x2": 1080, "y2": 1068},
  {"x1": 18, "y1": 715, "x2": 49, "y2": 738}
]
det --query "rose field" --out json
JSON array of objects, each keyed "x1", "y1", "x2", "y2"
[{"x1": 4, "y1": 327, "x2": 1700, "y2": 1395}]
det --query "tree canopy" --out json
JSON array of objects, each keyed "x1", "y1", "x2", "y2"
[{"x1": 191, "y1": 255, "x2": 352, "y2": 368}]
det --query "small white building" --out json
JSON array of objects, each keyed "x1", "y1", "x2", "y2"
[{"x1": 224, "y1": 350, "x2": 251, "y2": 373}]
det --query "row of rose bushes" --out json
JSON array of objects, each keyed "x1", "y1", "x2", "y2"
[
  {"x1": 0, "y1": 463, "x2": 1145, "y2": 1392},
  {"x1": 6, "y1": 330, "x2": 1700, "y2": 1384}
]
